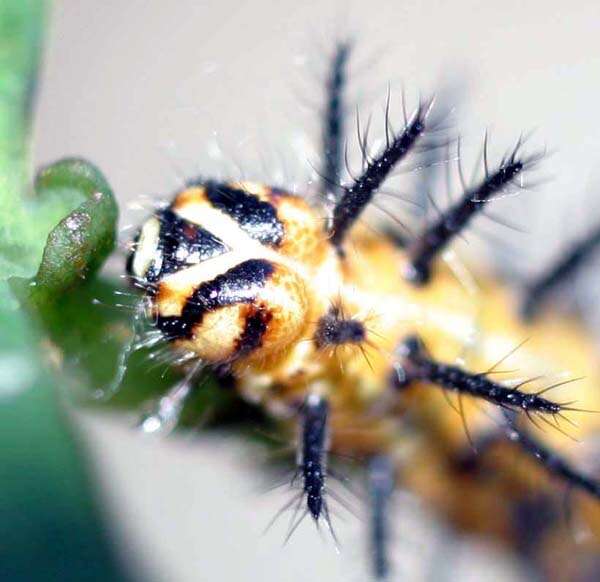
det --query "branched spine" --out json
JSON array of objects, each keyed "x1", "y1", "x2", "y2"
[
  {"x1": 300, "y1": 394, "x2": 329, "y2": 521},
  {"x1": 395, "y1": 336, "x2": 564, "y2": 416},
  {"x1": 406, "y1": 140, "x2": 539, "y2": 285},
  {"x1": 330, "y1": 102, "x2": 430, "y2": 248},
  {"x1": 505, "y1": 414, "x2": 600, "y2": 500}
]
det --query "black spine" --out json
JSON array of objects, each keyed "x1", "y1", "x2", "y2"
[
  {"x1": 321, "y1": 42, "x2": 351, "y2": 205},
  {"x1": 396, "y1": 336, "x2": 563, "y2": 415},
  {"x1": 368, "y1": 455, "x2": 395, "y2": 580},
  {"x1": 330, "y1": 103, "x2": 428, "y2": 248},
  {"x1": 406, "y1": 146, "x2": 526, "y2": 285},
  {"x1": 300, "y1": 394, "x2": 329, "y2": 520},
  {"x1": 505, "y1": 415, "x2": 600, "y2": 500},
  {"x1": 522, "y1": 224, "x2": 600, "y2": 320}
]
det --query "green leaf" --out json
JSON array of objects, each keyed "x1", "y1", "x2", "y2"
[
  {"x1": 28, "y1": 158, "x2": 118, "y2": 306},
  {"x1": 0, "y1": 1, "x2": 44, "y2": 199},
  {"x1": 1, "y1": 7, "x2": 120, "y2": 305}
]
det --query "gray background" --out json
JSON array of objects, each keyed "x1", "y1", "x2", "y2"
[{"x1": 33, "y1": 1, "x2": 600, "y2": 580}]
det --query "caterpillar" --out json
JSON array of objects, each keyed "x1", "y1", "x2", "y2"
[{"x1": 124, "y1": 42, "x2": 600, "y2": 580}]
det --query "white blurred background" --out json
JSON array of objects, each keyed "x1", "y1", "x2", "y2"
[{"x1": 33, "y1": 1, "x2": 600, "y2": 580}]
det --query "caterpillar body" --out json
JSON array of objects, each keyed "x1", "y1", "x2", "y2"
[{"x1": 125, "y1": 43, "x2": 600, "y2": 580}]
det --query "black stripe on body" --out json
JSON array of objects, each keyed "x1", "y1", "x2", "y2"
[
  {"x1": 205, "y1": 181, "x2": 285, "y2": 246},
  {"x1": 156, "y1": 258, "x2": 274, "y2": 340},
  {"x1": 128, "y1": 209, "x2": 229, "y2": 284}
]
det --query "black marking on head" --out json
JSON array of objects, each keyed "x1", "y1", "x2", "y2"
[
  {"x1": 314, "y1": 306, "x2": 366, "y2": 348},
  {"x1": 234, "y1": 306, "x2": 273, "y2": 358},
  {"x1": 205, "y1": 181, "x2": 285, "y2": 246},
  {"x1": 155, "y1": 259, "x2": 274, "y2": 340},
  {"x1": 157, "y1": 209, "x2": 228, "y2": 279},
  {"x1": 128, "y1": 209, "x2": 228, "y2": 284},
  {"x1": 300, "y1": 394, "x2": 329, "y2": 521}
]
